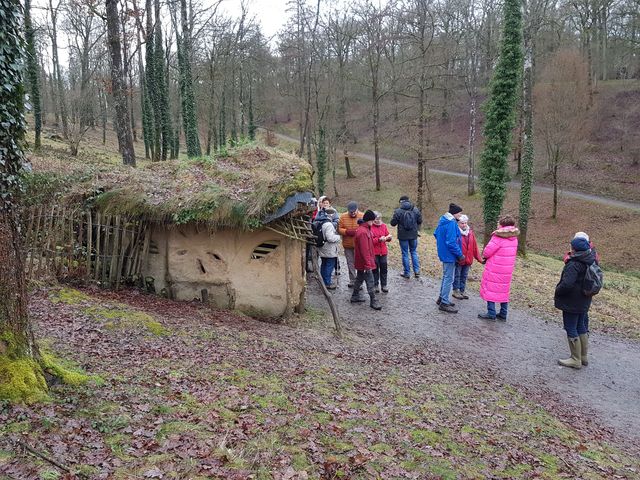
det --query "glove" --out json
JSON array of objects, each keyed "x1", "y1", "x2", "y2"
[
  {"x1": 346, "y1": 229, "x2": 357, "y2": 237},
  {"x1": 457, "y1": 255, "x2": 465, "y2": 264}
]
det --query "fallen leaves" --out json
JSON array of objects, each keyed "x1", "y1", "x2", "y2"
[{"x1": 0, "y1": 287, "x2": 638, "y2": 479}]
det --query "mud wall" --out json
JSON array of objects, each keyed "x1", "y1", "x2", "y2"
[{"x1": 142, "y1": 225, "x2": 305, "y2": 318}]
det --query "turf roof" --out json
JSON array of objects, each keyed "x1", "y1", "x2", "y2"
[{"x1": 24, "y1": 144, "x2": 314, "y2": 229}]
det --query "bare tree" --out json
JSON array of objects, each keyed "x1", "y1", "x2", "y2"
[
  {"x1": 535, "y1": 49, "x2": 589, "y2": 218},
  {"x1": 106, "y1": 0, "x2": 136, "y2": 166}
]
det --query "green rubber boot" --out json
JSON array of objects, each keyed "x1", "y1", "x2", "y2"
[
  {"x1": 558, "y1": 337, "x2": 582, "y2": 369},
  {"x1": 579, "y1": 333, "x2": 589, "y2": 366}
]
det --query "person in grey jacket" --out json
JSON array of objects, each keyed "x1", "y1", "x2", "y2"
[{"x1": 317, "y1": 208, "x2": 341, "y2": 289}]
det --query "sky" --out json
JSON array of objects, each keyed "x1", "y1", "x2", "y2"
[{"x1": 219, "y1": 0, "x2": 291, "y2": 42}]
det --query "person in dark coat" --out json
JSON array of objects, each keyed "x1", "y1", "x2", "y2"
[
  {"x1": 351, "y1": 210, "x2": 382, "y2": 310},
  {"x1": 554, "y1": 235, "x2": 597, "y2": 369},
  {"x1": 390, "y1": 195, "x2": 422, "y2": 278}
]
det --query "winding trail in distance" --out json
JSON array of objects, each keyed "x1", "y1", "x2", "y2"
[{"x1": 272, "y1": 131, "x2": 640, "y2": 212}]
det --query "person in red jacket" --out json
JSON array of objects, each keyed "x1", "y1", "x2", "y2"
[
  {"x1": 351, "y1": 210, "x2": 382, "y2": 310},
  {"x1": 371, "y1": 211, "x2": 392, "y2": 293},
  {"x1": 452, "y1": 214, "x2": 483, "y2": 300}
]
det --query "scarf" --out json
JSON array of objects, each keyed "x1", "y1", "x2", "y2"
[{"x1": 459, "y1": 225, "x2": 470, "y2": 236}]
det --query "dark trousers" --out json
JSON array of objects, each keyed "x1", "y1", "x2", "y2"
[
  {"x1": 373, "y1": 255, "x2": 388, "y2": 288},
  {"x1": 562, "y1": 311, "x2": 589, "y2": 338},
  {"x1": 352, "y1": 270, "x2": 376, "y2": 300}
]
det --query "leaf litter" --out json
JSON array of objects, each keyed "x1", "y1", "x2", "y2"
[{"x1": 0, "y1": 286, "x2": 638, "y2": 479}]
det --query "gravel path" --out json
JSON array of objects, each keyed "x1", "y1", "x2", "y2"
[
  {"x1": 273, "y1": 131, "x2": 640, "y2": 212},
  {"x1": 308, "y1": 259, "x2": 640, "y2": 448}
]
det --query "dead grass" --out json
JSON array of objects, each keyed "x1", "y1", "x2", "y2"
[{"x1": 23, "y1": 131, "x2": 313, "y2": 229}]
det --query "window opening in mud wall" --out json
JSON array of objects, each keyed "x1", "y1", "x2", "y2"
[
  {"x1": 251, "y1": 241, "x2": 280, "y2": 259},
  {"x1": 149, "y1": 239, "x2": 159, "y2": 254}
]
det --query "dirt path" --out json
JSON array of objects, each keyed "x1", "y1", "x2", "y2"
[
  {"x1": 273, "y1": 132, "x2": 640, "y2": 212},
  {"x1": 307, "y1": 260, "x2": 640, "y2": 448}
]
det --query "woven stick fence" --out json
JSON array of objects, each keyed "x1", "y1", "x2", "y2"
[{"x1": 21, "y1": 206, "x2": 149, "y2": 288}]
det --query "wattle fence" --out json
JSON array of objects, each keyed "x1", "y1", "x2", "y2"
[{"x1": 21, "y1": 206, "x2": 149, "y2": 288}]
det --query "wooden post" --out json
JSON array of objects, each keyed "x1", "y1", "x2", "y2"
[
  {"x1": 26, "y1": 206, "x2": 41, "y2": 279},
  {"x1": 101, "y1": 215, "x2": 111, "y2": 285},
  {"x1": 86, "y1": 211, "x2": 93, "y2": 283},
  {"x1": 115, "y1": 218, "x2": 128, "y2": 289},
  {"x1": 109, "y1": 215, "x2": 121, "y2": 287},
  {"x1": 94, "y1": 211, "x2": 102, "y2": 282}
]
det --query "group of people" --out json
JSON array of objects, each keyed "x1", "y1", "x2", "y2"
[
  {"x1": 311, "y1": 196, "x2": 601, "y2": 369},
  {"x1": 312, "y1": 195, "x2": 424, "y2": 310}
]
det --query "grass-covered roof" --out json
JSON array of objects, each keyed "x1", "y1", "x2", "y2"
[{"x1": 23, "y1": 143, "x2": 314, "y2": 229}]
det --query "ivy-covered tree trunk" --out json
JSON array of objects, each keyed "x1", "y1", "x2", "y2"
[
  {"x1": 517, "y1": 36, "x2": 535, "y2": 255},
  {"x1": 153, "y1": 0, "x2": 172, "y2": 161},
  {"x1": 178, "y1": 0, "x2": 201, "y2": 157},
  {"x1": 479, "y1": 0, "x2": 523, "y2": 241},
  {"x1": 248, "y1": 85, "x2": 256, "y2": 141},
  {"x1": 316, "y1": 127, "x2": 327, "y2": 195},
  {"x1": 106, "y1": 0, "x2": 136, "y2": 166},
  {"x1": 144, "y1": 0, "x2": 157, "y2": 160},
  {"x1": 24, "y1": 0, "x2": 41, "y2": 149},
  {"x1": 0, "y1": 0, "x2": 46, "y2": 402}
]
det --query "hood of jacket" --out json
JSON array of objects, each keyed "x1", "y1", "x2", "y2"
[
  {"x1": 493, "y1": 226, "x2": 520, "y2": 238},
  {"x1": 438, "y1": 212, "x2": 455, "y2": 227},
  {"x1": 315, "y1": 209, "x2": 329, "y2": 222},
  {"x1": 400, "y1": 200, "x2": 414, "y2": 211},
  {"x1": 570, "y1": 249, "x2": 596, "y2": 265}
]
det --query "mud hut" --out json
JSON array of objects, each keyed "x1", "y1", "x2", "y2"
[{"x1": 23, "y1": 144, "x2": 314, "y2": 318}]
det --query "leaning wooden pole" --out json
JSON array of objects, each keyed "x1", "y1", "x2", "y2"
[{"x1": 309, "y1": 247, "x2": 342, "y2": 337}]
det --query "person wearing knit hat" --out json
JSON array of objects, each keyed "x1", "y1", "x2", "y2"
[
  {"x1": 390, "y1": 195, "x2": 423, "y2": 279},
  {"x1": 338, "y1": 201, "x2": 364, "y2": 287},
  {"x1": 433, "y1": 203, "x2": 465, "y2": 313},
  {"x1": 452, "y1": 214, "x2": 483, "y2": 300},
  {"x1": 573, "y1": 231, "x2": 589, "y2": 242},
  {"x1": 351, "y1": 210, "x2": 382, "y2": 310},
  {"x1": 554, "y1": 233, "x2": 600, "y2": 369},
  {"x1": 449, "y1": 203, "x2": 463, "y2": 215}
]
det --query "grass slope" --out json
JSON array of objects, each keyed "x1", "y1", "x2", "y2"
[{"x1": 0, "y1": 287, "x2": 638, "y2": 479}]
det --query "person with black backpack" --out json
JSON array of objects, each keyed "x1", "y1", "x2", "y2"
[
  {"x1": 554, "y1": 235, "x2": 602, "y2": 369},
  {"x1": 390, "y1": 195, "x2": 422, "y2": 279},
  {"x1": 314, "y1": 208, "x2": 341, "y2": 290}
]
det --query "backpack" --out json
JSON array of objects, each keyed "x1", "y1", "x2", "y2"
[
  {"x1": 401, "y1": 209, "x2": 417, "y2": 232},
  {"x1": 311, "y1": 220, "x2": 326, "y2": 248},
  {"x1": 582, "y1": 262, "x2": 603, "y2": 296}
]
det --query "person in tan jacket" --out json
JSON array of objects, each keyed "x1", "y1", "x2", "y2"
[{"x1": 338, "y1": 201, "x2": 364, "y2": 287}]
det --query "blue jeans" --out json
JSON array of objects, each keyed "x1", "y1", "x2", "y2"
[
  {"x1": 399, "y1": 239, "x2": 420, "y2": 275},
  {"x1": 439, "y1": 262, "x2": 456, "y2": 304},
  {"x1": 562, "y1": 311, "x2": 589, "y2": 338},
  {"x1": 320, "y1": 257, "x2": 336, "y2": 286},
  {"x1": 487, "y1": 301, "x2": 508, "y2": 319},
  {"x1": 453, "y1": 264, "x2": 470, "y2": 292}
]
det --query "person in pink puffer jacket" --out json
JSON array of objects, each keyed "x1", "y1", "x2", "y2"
[{"x1": 478, "y1": 215, "x2": 520, "y2": 321}]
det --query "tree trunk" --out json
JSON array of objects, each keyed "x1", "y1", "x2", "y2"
[
  {"x1": 517, "y1": 39, "x2": 534, "y2": 255},
  {"x1": 106, "y1": 0, "x2": 136, "y2": 166},
  {"x1": 0, "y1": 0, "x2": 47, "y2": 403},
  {"x1": 344, "y1": 149, "x2": 355, "y2": 178},
  {"x1": 552, "y1": 149, "x2": 559, "y2": 219},
  {"x1": 49, "y1": 0, "x2": 68, "y2": 138},
  {"x1": 372, "y1": 81, "x2": 380, "y2": 191},
  {"x1": 25, "y1": 0, "x2": 41, "y2": 149},
  {"x1": 178, "y1": 0, "x2": 201, "y2": 157},
  {"x1": 467, "y1": 92, "x2": 477, "y2": 196}
]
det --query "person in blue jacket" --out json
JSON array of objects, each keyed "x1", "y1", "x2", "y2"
[{"x1": 434, "y1": 203, "x2": 465, "y2": 313}]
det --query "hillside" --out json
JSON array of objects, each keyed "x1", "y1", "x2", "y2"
[{"x1": 273, "y1": 79, "x2": 640, "y2": 203}]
